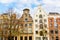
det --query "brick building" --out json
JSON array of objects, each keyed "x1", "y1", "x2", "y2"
[{"x1": 48, "y1": 12, "x2": 60, "y2": 40}]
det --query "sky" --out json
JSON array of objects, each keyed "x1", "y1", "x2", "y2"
[{"x1": 0, "y1": 0, "x2": 60, "y2": 16}]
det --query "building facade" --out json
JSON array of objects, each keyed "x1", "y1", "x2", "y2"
[
  {"x1": 48, "y1": 12, "x2": 60, "y2": 40},
  {"x1": 34, "y1": 6, "x2": 49, "y2": 40},
  {"x1": 0, "y1": 13, "x2": 19, "y2": 40},
  {"x1": 19, "y1": 9, "x2": 34, "y2": 40}
]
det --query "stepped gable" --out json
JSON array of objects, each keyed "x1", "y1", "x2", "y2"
[{"x1": 19, "y1": 8, "x2": 33, "y2": 22}]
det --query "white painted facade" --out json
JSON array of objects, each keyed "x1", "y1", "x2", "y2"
[{"x1": 34, "y1": 5, "x2": 49, "y2": 40}]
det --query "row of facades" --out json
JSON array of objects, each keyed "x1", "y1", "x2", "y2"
[{"x1": 0, "y1": 5, "x2": 60, "y2": 40}]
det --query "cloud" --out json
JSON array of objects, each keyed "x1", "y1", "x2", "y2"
[
  {"x1": 0, "y1": 0, "x2": 60, "y2": 15},
  {"x1": 0, "y1": 0, "x2": 16, "y2": 4},
  {"x1": 42, "y1": 0, "x2": 60, "y2": 13}
]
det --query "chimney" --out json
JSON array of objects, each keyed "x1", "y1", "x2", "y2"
[{"x1": 23, "y1": 8, "x2": 30, "y2": 14}]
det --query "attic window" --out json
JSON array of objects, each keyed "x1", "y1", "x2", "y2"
[{"x1": 39, "y1": 10, "x2": 41, "y2": 12}]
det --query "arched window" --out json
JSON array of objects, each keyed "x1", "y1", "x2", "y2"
[
  {"x1": 40, "y1": 31, "x2": 43, "y2": 36},
  {"x1": 39, "y1": 24, "x2": 43, "y2": 29},
  {"x1": 39, "y1": 15, "x2": 42, "y2": 18},
  {"x1": 39, "y1": 20, "x2": 42, "y2": 23}
]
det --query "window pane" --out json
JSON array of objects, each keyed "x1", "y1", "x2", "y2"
[
  {"x1": 44, "y1": 19, "x2": 46, "y2": 22},
  {"x1": 50, "y1": 30, "x2": 54, "y2": 34},
  {"x1": 39, "y1": 20, "x2": 42, "y2": 23},
  {"x1": 40, "y1": 24, "x2": 43, "y2": 29},
  {"x1": 20, "y1": 36, "x2": 23, "y2": 40},
  {"x1": 36, "y1": 31, "x2": 38, "y2": 34},
  {"x1": 25, "y1": 24, "x2": 28, "y2": 27},
  {"x1": 29, "y1": 23, "x2": 32, "y2": 26},
  {"x1": 25, "y1": 36, "x2": 27, "y2": 40},
  {"x1": 39, "y1": 15, "x2": 42, "y2": 18},
  {"x1": 35, "y1": 20, "x2": 37, "y2": 22},
  {"x1": 40, "y1": 31, "x2": 43, "y2": 36},
  {"x1": 55, "y1": 30, "x2": 58, "y2": 34},
  {"x1": 25, "y1": 18, "x2": 28, "y2": 22},
  {"x1": 15, "y1": 36, "x2": 17, "y2": 40},
  {"x1": 29, "y1": 36, "x2": 32, "y2": 40}
]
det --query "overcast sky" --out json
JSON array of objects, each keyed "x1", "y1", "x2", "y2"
[{"x1": 0, "y1": 0, "x2": 60, "y2": 16}]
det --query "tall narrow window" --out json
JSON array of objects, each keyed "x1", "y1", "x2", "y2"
[
  {"x1": 15, "y1": 36, "x2": 17, "y2": 40},
  {"x1": 40, "y1": 31, "x2": 43, "y2": 36},
  {"x1": 52, "y1": 36, "x2": 54, "y2": 40},
  {"x1": 39, "y1": 15, "x2": 42, "y2": 18},
  {"x1": 39, "y1": 20, "x2": 42, "y2": 23},
  {"x1": 35, "y1": 20, "x2": 37, "y2": 22},
  {"x1": 20, "y1": 36, "x2": 23, "y2": 40},
  {"x1": 39, "y1": 10, "x2": 41, "y2": 12},
  {"x1": 29, "y1": 36, "x2": 32, "y2": 40},
  {"x1": 25, "y1": 36, "x2": 27, "y2": 40},
  {"x1": 56, "y1": 36, "x2": 59, "y2": 40},
  {"x1": 55, "y1": 30, "x2": 58, "y2": 34},
  {"x1": 36, "y1": 31, "x2": 38, "y2": 34},
  {"x1": 44, "y1": 19, "x2": 46, "y2": 22},
  {"x1": 29, "y1": 23, "x2": 32, "y2": 26}
]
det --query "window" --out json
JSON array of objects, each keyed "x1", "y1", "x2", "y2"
[
  {"x1": 35, "y1": 24, "x2": 38, "y2": 28},
  {"x1": 44, "y1": 19, "x2": 46, "y2": 22},
  {"x1": 56, "y1": 36, "x2": 59, "y2": 40},
  {"x1": 25, "y1": 14, "x2": 27, "y2": 17},
  {"x1": 50, "y1": 24, "x2": 52, "y2": 27},
  {"x1": 20, "y1": 36, "x2": 23, "y2": 40},
  {"x1": 40, "y1": 31, "x2": 43, "y2": 36},
  {"x1": 54, "y1": 24, "x2": 58, "y2": 28},
  {"x1": 25, "y1": 24, "x2": 28, "y2": 27},
  {"x1": 28, "y1": 28, "x2": 32, "y2": 33},
  {"x1": 40, "y1": 24, "x2": 43, "y2": 29},
  {"x1": 29, "y1": 36, "x2": 32, "y2": 40},
  {"x1": 36, "y1": 31, "x2": 38, "y2": 34},
  {"x1": 36, "y1": 37, "x2": 41, "y2": 40},
  {"x1": 50, "y1": 30, "x2": 54, "y2": 34},
  {"x1": 20, "y1": 24, "x2": 23, "y2": 26},
  {"x1": 25, "y1": 36, "x2": 27, "y2": 40},
  {"x1": 44, "y1": 24, "x2": 47, "y2": 28},
  {"x1": 35, "y1": 20, "x2": 37, "y2": 22},
  {"x1": 39, "y1": 10, "x2": 41, "y2": 12},
  {"x1": 45, "y1": 31, "x2": 47, "y2": 34},
  {"x1": 43, "y1": 37, "x2": 48, "y2": 40},
  {"x1": 29, "y1": 23, "x2": 32, "y2": 26},
  {"x1": 39, "y1": 15, "x2": 42, "y2": 18},
  {"x1": 55, "y1": 30, "x2": 58, "y2": 34},
  {"x1": 15, "y1": 36, "x2": 17, "y2": 40},
  {"x1": 39, "y1": 20, "x2": 42, "y2": 23},
  {"x1": 51, "y1": 36, "x2": 54, "y2": 40},
  {"x1": 25, "y1": 18, "x2": 28, "y2": 22}
]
